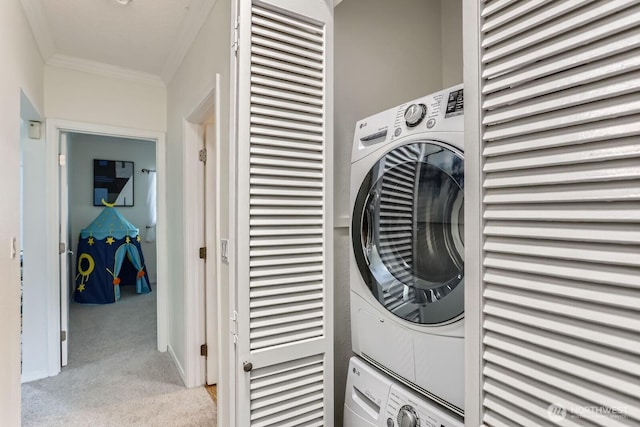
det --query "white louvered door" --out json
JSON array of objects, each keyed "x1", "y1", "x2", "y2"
[
  {"x1": 466, "y1": 1, "x2": 640, "y2": 426},
  {"x1": 234, "y1": 1, "x2": 333, "y2": 425}
]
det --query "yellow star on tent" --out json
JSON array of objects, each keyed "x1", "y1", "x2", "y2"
[
  {"x1": 136, "y1": 235, "x2": 141, "y2": 242},
  {"x1": 106, "y1": 236, "x2": 115, "y2": 245},
  {"x1": 78, "y1": 284, "x2": 86, "y2": 292},
  {"x1": 126, "y1": 236, "x2": 131, "y2": 243},
  {"x1": 88, "y1": 237, "x2": 95, "y2": 246}
]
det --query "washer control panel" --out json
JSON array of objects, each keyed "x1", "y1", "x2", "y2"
[
  {"x1": 397, "y1": 405, "x2": 420, "y2": 427},
  {"x1": 384, "y1": 384, "x2": 463, "y2": 427}
]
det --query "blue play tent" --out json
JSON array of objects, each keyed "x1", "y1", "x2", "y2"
[{"x1": 74, "y1": 206, "x2": 151, "y2": 304}]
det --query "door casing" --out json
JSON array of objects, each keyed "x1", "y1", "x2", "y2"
[{"x1": 45, "y1": 119, "x2": 168, "y2": 376}]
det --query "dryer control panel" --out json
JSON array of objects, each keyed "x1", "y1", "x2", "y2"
[{"x1": 352, "y1": 84, "x2": 464, "y2": 164}]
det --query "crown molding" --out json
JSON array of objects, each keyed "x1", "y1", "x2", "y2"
[
  {"x1": 161, "y1": 0, "x2": 218, "y2": 84},
  {"x1": 47, "y1": 54, "x2": 166, "y2": 87},
  {"x1": 20, "y1": 0, "x2": 56, "y2": 61}
]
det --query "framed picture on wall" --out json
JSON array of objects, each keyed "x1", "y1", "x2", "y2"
[{"x1": 93, "y1": 159, "x2": 134, "y2": 206}]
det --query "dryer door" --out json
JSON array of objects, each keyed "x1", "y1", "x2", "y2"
[{"x1": 352, "y1": 141, "x2": 464, "y2": 325}]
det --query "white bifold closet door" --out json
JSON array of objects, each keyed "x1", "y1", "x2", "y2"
[
  {"x1": 234, "y1": 0, "x2": 334, "y2": 426},
  {"x1": 466, "y1": 0, "x2": 640, "y2": 426}
]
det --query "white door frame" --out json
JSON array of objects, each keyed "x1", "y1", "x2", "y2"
[
  {"x1": 45, "y1": 119, "x2": 168, "y2": 376},
  {"x1": 182, "y1": 75, "x2": 225, "y2": 396}
]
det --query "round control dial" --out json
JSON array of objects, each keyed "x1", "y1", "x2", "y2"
[
  {"x1": 404, "y1": 104, "x2": 427, "y2": 127},
  {"x1": 397, "y1": 405, "x2": 420, "y2": 427}
]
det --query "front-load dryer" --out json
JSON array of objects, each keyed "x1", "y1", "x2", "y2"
[
  {"x1": 349, "y1": 85, "x2": 465, "y2": 415},
  {"x1": 344, "y1": 356, "x2": 463, "y2": 427}
]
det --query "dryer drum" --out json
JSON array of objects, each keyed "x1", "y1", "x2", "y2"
[{"x1": 351, "y1": 141, "x2": 464, "y2": 325}]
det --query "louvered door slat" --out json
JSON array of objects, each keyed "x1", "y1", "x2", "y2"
[
  {"x1": 483, "y1": 27, "x2": 640, "y2": 94},
  {"x1": 251, "y1": 5, "x2": 324, "y2": 36},
  {"x1": 483, "y1": 95, "x2": 640, "y2": 141},
  {"x1": 483, "y1": 51, "x2": 640, "y2": 111},
  {"x1": 484, "y1": 74, "x2": 640, "y2": 125},
  {"x1": 250, "y1": 245, "x2": 323, "y2": 257},
  {"x1": 249, "y1": 310, "x2": 323, "y2": 330},
  {"x1": 251, "y1": 15, "x2": 322, "y2": 44},
  {"x1": 251, "y1": 26, "x2": 322, "y2": 53},
  {"x1": 251, "y1": 65, "x2": 323, "y2": 90},
  {"x1": 483, "y1": 376, "x2": 613, "y2": 427},
  {"x1": 484, "y1": 270, "x2": 640, "y2": 309},
  {"x1": 481, "y1": 0, "x2": 519, "y2": 18},
  {"x1": 484, "y1": 202, "x2": 640, "y2": 222},
  {"x1": 484, "y1": 349, "x2": 640, "y2": 420},
  {"x1": 251, "y1": 75, "x2": 322, "y2": 98},
  {"x1": 483, "y1": 4, "x2": 640, "y2": 79},
  {"x1": 484, "y1": 253, "x2": 639, "y2": 288},
  {"x1": 484, "y1": 221, "x2": 640, "y2": 244},
  {"x1": 251, "y1": 95, "x2": 323, "y2": 116},
  {"x1": 482, "y1": 0, "x2": 592, "y2": 46},
  {"x1": 250, "y1": 146, "x2": 323, "y2": 160},
  {"x1": 484, "y1": 333, "x2": 640, "y2": 396},
  {"x1": 475, "y1": 0, "x2": 640, "y2": 424},
  {"x1": 250, "y1": 235, "x2": 323, "y2": 245},
  {"x1": 237, "y1": 1, "x2": 331, "y2": 424},
  {"x1": 484, "y1": 180, "x2": 640, "y2": 204},
  {"x1": 483, "y1": 380, "x2": 570, "y2": 427},
  {"x1": 250, "y1": 282, "x2": 322, "y2": 298},
  {"x1": 250, "y1": 106, "x2": 323, "y2": 125},
  {"x1": 481, "y1": 0, "x2": 550, "y2": 34},
  {"x1": 484, "y1": 317, "x2": 638, "y2": 373},
  {"x1": 483, "y1": 0, "x2": 635, "y2": 63},
  {"x1": 251, "y1": 35, "x2": 323, "y2": 63},
  {"x1": 250, "y1": 127, "x2": 323, "y2": 143},
  {"x1": 484, "y1": 285, "x2": 640, "y2": 331},
  {"x1": 484, "y1": 137, "x2": 640, "y2": 171},
  {"x1": 249, "y1": 227, "x2": 322, "y2": 237},
  {"x1": 251, "y1": 85, "x2": 323, "y2": 107}
]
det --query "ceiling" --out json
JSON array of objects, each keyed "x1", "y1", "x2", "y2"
[{"x1": 21, "y1": 0, "x2": 217, "y2": 85}]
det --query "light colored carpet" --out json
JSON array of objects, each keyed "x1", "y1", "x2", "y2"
[{"x1": 22, "y1": 286, "x2": 216, "y2": 426}]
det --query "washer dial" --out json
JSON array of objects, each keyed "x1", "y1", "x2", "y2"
[
  {"x1": 397, "y1": 405, "x2": 420, "y2": 427},
  {"x1": 404, "y1": 104, "x2": 427, "y2": 127}
]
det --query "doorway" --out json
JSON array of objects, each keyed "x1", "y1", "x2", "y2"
[
  {"x1": 44, "y1": 120, "x2": 169, "y2": 379},
  {"x1": 183, "y1": 77, "x2": 222, "y2": 390},
  {"x1": 63, "y1": 132, "x2": 158, "y2": 364}
]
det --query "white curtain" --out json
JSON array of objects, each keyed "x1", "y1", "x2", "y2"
[{"x1": 145, "y1": 171, "x2": 157, "y2": 242}]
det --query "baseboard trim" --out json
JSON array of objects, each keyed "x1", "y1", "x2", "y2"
[
  {"x1": 167, "y1": 344, "x2": 187, "y2": 387},
  {"x1": 21, "y1": 369, "x2": 50, "y2": 384}
]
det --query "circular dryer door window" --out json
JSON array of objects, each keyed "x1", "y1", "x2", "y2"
[{"x1": 352, "y1": 141, "x2": 464, "y2": 325}]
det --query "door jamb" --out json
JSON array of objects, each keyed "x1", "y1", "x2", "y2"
[
  {"x1": 45, "y1": 119, "x2": 168, "y2": 376},
  {"x1": 182, "y1": 74, "x2": 224, "y2": 390}
]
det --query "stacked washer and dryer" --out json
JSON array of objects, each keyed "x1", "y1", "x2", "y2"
[{"x1": 344, "y1": 84, "x2": 465, "y2": 427}]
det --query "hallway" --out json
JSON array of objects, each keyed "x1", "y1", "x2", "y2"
[{"x1": 22, "y1": 286, "x2": 216, "y2": 426}]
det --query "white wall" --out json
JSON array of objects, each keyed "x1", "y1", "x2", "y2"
[
  {"x1": 0, "y1": 0, "x2": 44, "y2": 424},
  {"x1": 67, "y1": 133, "x2": 157, "y2": 284},
  {"x1": 334, "y1": 0, "x2": 461, "y2": 424},
  {"x1": 44, "y1": 66, "x2": 167, "y2": 132},
  {"x1": 165, "y1": 1, "x2": 231, "y2": 423},
  {"x1": 441, "y1": 0, "x2": 463, "y2": 88},
  {"x1": 21, "y1": 118, "x2": 50, "y2": 384}
]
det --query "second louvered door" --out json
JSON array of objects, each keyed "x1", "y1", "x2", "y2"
[
  {"x1": 465, "y1": 0, "x2": 640, "y2": 425},
  {"x1": 234, "y1": 1, "x2": 333, "y2": 426}
]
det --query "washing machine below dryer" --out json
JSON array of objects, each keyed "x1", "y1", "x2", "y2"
[
  {"x1": 344, "y1": 356, "x2": 463, "y2": 427},
  {"x1": 349, "y1": 85, "x2": 465, "y2": 415}
]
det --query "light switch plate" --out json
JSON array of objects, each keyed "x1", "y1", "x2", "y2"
[{"x1": 220, "y1": 239, "x2": 229, "y2": 262}]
